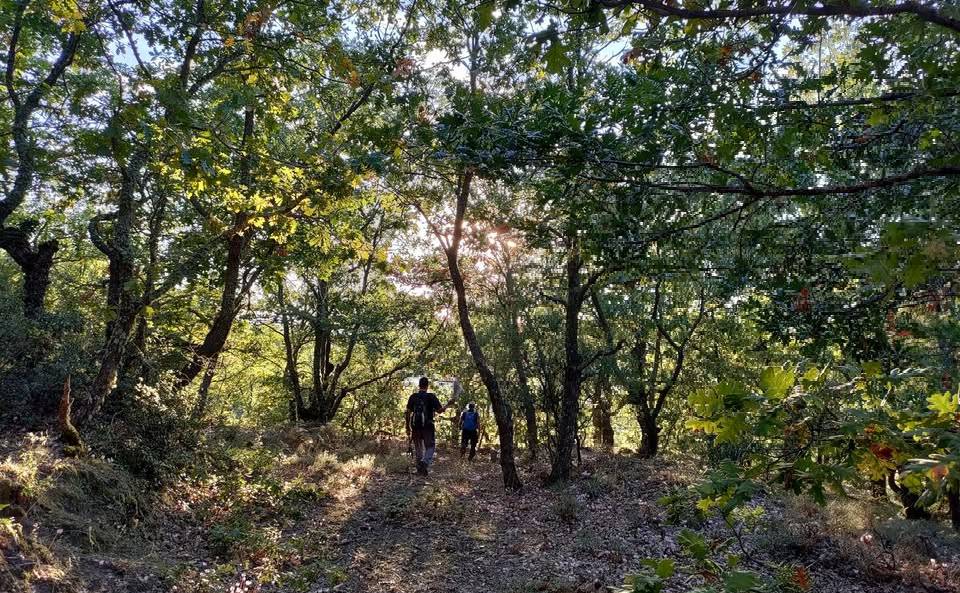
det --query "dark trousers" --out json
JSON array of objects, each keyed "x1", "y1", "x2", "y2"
[
  {"x1": 411, "y1": 425, "x2": 437, "y2": 465},
  {"x1": 460, "y1": 429, "x2": 478, "y2": 460}
]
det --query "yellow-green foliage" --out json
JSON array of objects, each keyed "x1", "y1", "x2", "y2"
[{"x1": 1, "y1": 434, "x2": 145, "y2": 551}]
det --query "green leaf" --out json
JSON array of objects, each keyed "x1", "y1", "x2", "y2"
[
  {"x1": 689, "y1": 389, "x2": 723, "y2": 417},
  {"x1": 640, "y1": 557, "x2": 675, "y2": 579},
  {"x1": 545, "y1": 40, "x2": 571, "y2": 74},
  {"x1": 862, "y1": 361, "x2": 883, "y2": 378},
  {"x1": 654, "y1": 558, "x2": 674, "y2": 579},
  {"x1": 723, "y1": 570, "x2": 760, "y2": 593},
  {"x1": 716, "y1": 414, "x2": 748, "y2": 444},
  {"x1": 928, "y1": 391, "x2": 959, "y2": 417},
  {"x1": 759, "y1": 367, "x2": 795, "y2": 400},
  {"x1": 476, "y1": 1, "x2": 495, "y2": 30},
  {"x1": 678, "y1": 529, "x2": 709, "y2": 561}
]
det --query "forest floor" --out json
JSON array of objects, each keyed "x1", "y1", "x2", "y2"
[{"x1": 3, "y1": 426, "x2": 960, "y2": 593}]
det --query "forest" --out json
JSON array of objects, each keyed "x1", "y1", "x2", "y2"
[{"x1": 1, "y1": 1, "x2": 959, "y2": 592}]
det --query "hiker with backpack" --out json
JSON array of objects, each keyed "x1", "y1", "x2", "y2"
[
  {"x1": 459, "y1": 403, "x2": 481, "y2": 460},
  {"x1": 405, "y1": 377, "x2": 455, "y2": 476}
]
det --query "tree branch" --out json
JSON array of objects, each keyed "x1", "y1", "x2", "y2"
[{"x1": 594, "y1": 1, "x2": 960, "y2": 34}]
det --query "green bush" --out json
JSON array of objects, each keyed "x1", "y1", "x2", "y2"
[
  {"x1": 0, "y1": 296, "x2": 92, "y2": 426},
  {"x1": 657, "y1": 486, "x2": 707, "y2": 528}
]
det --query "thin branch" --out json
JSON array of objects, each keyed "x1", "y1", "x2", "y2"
[{"x1": 593, "y1": 1, "x2": 960, "y2": 34}]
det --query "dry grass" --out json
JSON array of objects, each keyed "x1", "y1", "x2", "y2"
[
  {"x1": 0, "y1": 431, "x2": 148, "y2": 592},
  {"x1": 763, "y1": 493, "x2": 960, "y2": 590}
]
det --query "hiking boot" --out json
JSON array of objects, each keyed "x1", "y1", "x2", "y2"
[{"x1": 416, "y1": 461, "x2": 428, "y2": 476}]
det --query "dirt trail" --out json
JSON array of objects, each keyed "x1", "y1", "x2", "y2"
[
  {"x1": 4, "y1": 431, "x2": 946, "y2": 593},
  {"x1": 310, "y1": 447, "x2": 664, "y2": 592},
  {"x1": 312, "y1": 443, "x2": 908, "y2": 593}
]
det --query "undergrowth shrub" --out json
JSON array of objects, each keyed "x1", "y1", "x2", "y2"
[
  {"x1": 375, "y1": 453, "x2": 410, "y2": 475},
  {"x1": 553, "y1": 493, "x2": 579, "y2": 525},
  {"x1": 760, "y1": 494, "x2": 960, "y2": 588},
  {"x1": 209, "y1": 513, "x2": 282, "y2": 563},
  {"x1": 0, "y1": 298, "x2": 91, "y2": 427},
  {"x1": 658, "y1": 486, "x2": 707, "y2": 528},
  {"x1": 90, "y1": 381, "x2": 202, "y2": 483},
  {"x1": 39, "y1": 458, "x2": 145, "y2": 550},
  {"x1": 581, "y1": 474, "x2": 614, "y2": 499},
  {"x1": 1, "y1": 433, "x2": 147, "y2": 551}
]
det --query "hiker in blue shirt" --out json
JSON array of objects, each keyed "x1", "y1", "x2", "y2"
[{"x1": 459, "y1": 402, "x2": 481, "y2": 461}]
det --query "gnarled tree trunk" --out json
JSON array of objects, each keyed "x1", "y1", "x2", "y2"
[
  {"x1": 0, "y1": 14, "x2": 79, "y2": 318},
  {"x1": 175, "y1": 107, "x2": 256, "y2": 391},
  {"x1": 84, "y1": 144, "x2": 148, "y2": 420},
  {"x1": 591, "y1": 382, "x2": 615, "y2": 450},
  {"x1": 503, "y1": 266, "x2": 538, "y2": 458},
  {"x1": 442, "y1": 170, "x2": 521, "y2": 490}
]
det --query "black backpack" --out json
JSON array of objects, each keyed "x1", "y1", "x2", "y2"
[{"x1": 410, "y1": 392, "x2": 430, "y2": 429}]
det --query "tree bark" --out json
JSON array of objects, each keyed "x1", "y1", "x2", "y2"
[
  {"x1": 590, "y1": 292, "x2": 616, "y2": 450},
  {"x1": 638, "y1": 408, "x2": 660, "y2": 457},
  {"x1": 443, "y1": 170, "x2": 521, "y2": 490},
  {"x1": 192, "y1": 354, "x2": 218, "y2": 419},
  {"x1": 175, "y1": 107, "x2": 256, "y2": 391},
  {"x1": 175, "y1": 228, "x2": 248, "y2": 389},
  {"x1": 591, "y1": 379, "x2": 615, "y2": 450},
  {"x1": 948, "y1": 486, "x2": 960, "y2": 531},
  {"x1": 84, "y1": 142, "x2": 148, "y2": 420},
  {"x1": 549, "y1": 228, "x2": 586, "y2": 483},
  {"x1": 278, "y1": 280, "x2": 303, "y2": 419},
  {"x1": 0, "y1": 225, "x2": 58, "y2": 319},
  {"x1": 0, "y1": 14, "x2": 80, "y2": 318},
  {"x1": 504, "y1": 266, "x2": 538, "y2": 458},
  {"x1": 630, "y1": 281, "x2": 705, "y2": 458}
]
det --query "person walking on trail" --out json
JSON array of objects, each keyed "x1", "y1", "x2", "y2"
[
  {"x1": 459, "y1": 403, "x2": 481, "y2": 460},
  {"x1": 405, "y1": 377, "x2": 454, "y2": 476}
]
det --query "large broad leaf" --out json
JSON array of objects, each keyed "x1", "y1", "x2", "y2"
[
  {"x1": 723, "y1": 570, "x2": 761, "y2": 593},
  {"x1": 641, "y1": 557, "x2": 675, "y2": 579},
  {"x1": 678, "y1": 529, "x2": 709, "y2": 561},
  {"x1": 545, "y1": 39, "x2": 572, "y2": 74},
  {"x1": 759, "y1": 367, "x2": 795, "y2": 400},
  {"x1": 928, "y1": 391, "x2": 959, "y2": 417},
  {"x1": 476, "y1": 1, "x2": 495, "y2": 30},
  {"x1": 716, "y1": 414, "x2": 748, "y2": 444},
  {"x1": 689, "y1": 389, "x2": 723, "y2": 417}
]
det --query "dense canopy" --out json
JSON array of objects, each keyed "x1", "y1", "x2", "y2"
[{"x1": 1, "y1": 1, "x2": 959, "y2": 591}]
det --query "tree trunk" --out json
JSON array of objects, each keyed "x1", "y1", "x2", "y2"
[
  {"x1": 504, "y1": 267, "x2": 538, "y2": 458},
  {"x1": 521, "y1": 388, "x2": 538, "y2": 458},
  {"x1": 444, "y1": 170, "x2": 521, "y2": 491},
  {"x1": 22, "y1": 240, "x2": 58, "y2": 319},
  {"x1": 592, "y1": 396, "x2": 614, "y2": 450},
  {"x1": 549, "y1": 228, "x2": 585, "y2": 484},
  {"x1": 278, "y1": 281, "x2": 303, "y2": 419},
  {"x1": 85, "y1": 145, "x2": 148, "y2": 420},
  {"x1": 0, "y1": 225, "x2": 58, "y2": 319},
  {"x1": 946, "y1": 486, "x2": 959, "y2": 530},
  {"x1": 0, "y1": 22, "x2": 79, "y2": 320},
  {"x1": 193, "y1": 355, "x2": 218, "y2": 419},
  {"x1": 175, "y1": 230, "x2": 247, "y2": 390},
  {"x1": 176, "y1": 106, "x2": 255, "y2": 390},
  {"x1": 638, "y1": 409, "x2": 660, "y2": 457}
]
